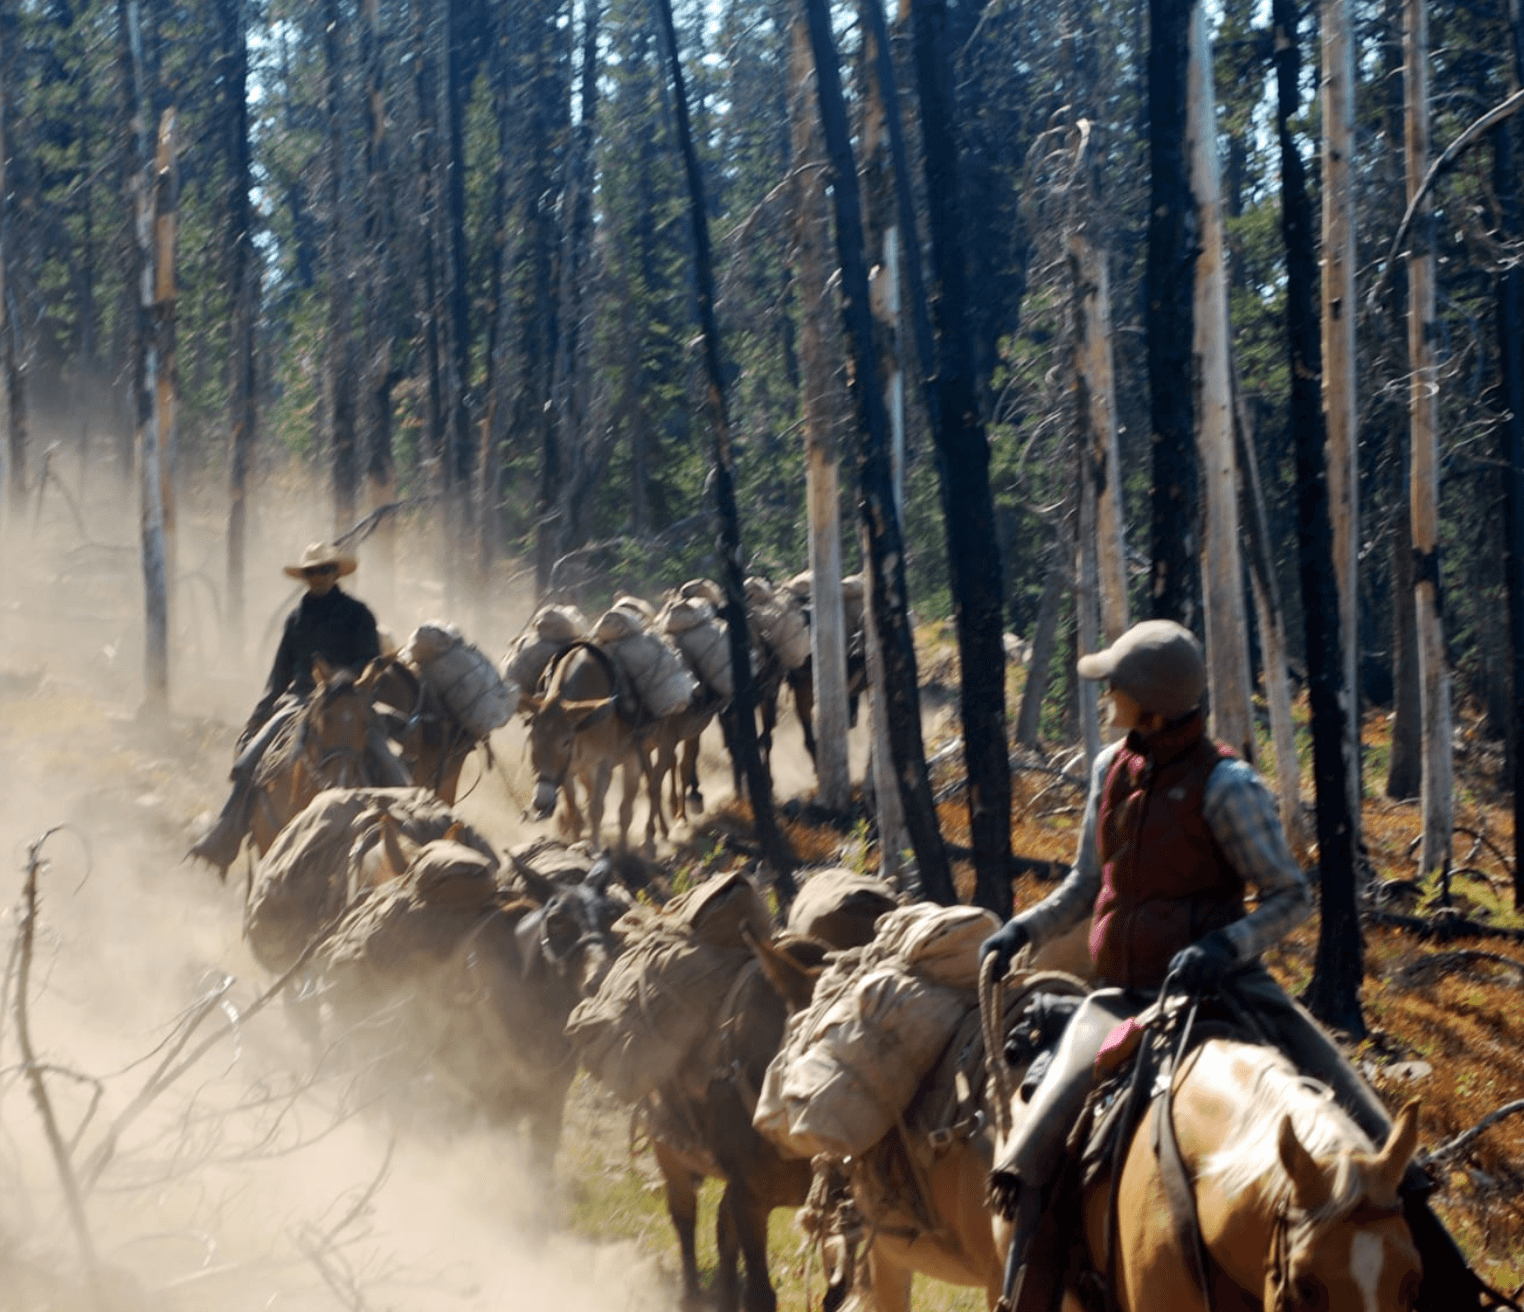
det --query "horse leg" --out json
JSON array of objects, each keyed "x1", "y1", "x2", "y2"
[
  {"x1": 648, "y1": 735, "x2": 674, "y2": 844},
  {"x1": 715, "y1": 1184, "x2": 744, "y2": 1312},
  {"x1": 728, "y1": 1185, "x2": 778, "y2": 1312},
  {"x1": 587, "y1": 760, "x2": 613, "y2": 853},
  {"x1": 863, "y1": 1247, "x2": 913, "y2": 1312},
  {"x1": 680, "y1": 733, "x2": 703, "y2": 818},
  {"x1": 790, "y1": 665, "x2": 818, "y2": 764},
  {"x1": 654, "y1": 1141, "x2": 705, "y2": 1312}
]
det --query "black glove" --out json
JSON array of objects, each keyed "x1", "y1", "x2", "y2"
[
  {"x1": 980, "y1": 919, "x2": 1031, "y2": 978},
  {"x1": 1166, "y1": 929, "x2": 1239, "y2": 994}
]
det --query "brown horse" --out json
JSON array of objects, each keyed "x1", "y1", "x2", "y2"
[
  {"x1": 369, "y1": 654, "x2": 483, "y2": 803},
  {"x1": 246, "y1": 658, "x2": 391, "y2": 855},
  {"x1": 521, "y1": 642, "x2": 651, "y2": 852}
]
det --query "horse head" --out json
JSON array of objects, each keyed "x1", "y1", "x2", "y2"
[
  {"x1": 1269, "y1": 1099, "x2": 1423, "y2": 1312},
  {"x1": 302, "y1": 657, "x2": 378, "y2": 787}
]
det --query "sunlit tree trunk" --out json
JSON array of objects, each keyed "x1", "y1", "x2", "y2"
[
  {"x1": 1188, "y1": 3, "x2": 1253, "y2": 759},
  {"x1": 1323, "y1": 0, "x2": 1363, "y2": 824},
  {"x1": 790, "y1": 14, "x2": 851, "y2": 813},
  {"x1": 1404, "y1": 0, "x2": 1453, "y2": 879}
]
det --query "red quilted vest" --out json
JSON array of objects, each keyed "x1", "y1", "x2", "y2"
[{"x1": 1087, "y1": 712, "x2": 1243, "y2": 989}]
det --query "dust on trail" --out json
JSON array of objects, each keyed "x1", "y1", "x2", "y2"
[{"x1": 0, "y1": 461, "x2": 672, "y2": 1311}]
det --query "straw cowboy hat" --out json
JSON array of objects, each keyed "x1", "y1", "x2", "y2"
[{"x1": 283, "y1": 541, "x2": 357, "y2": 579}]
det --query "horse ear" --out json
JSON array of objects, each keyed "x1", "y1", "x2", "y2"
[
  {"x1": 1370, "y1": 1099, "x2": 1421, "y2": 1202},
  {"x1": 444, "y1": 821, "x2": 465, "y2": 844},
  {"x1": 1278, "y1": 1114, "x2": 1333, "y2": 1214},
  {"x1": 311, "y1": 654, "x2": 335, "y2": 689},
  {"x1": 356, "y1": 658, "x2": 385, "y2": 694}
]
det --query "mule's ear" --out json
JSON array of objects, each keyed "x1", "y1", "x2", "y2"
[
  {"x1": 744, "y1": 925, "x2": 821, "y2": 1013},
  {"x1": 1371, "y1": 1099, "x2": 1421, "y2": 1201},
  {"x1": 564, "y1": 696, "x2": 616, "y2": 728},
  {"x1": 311, "y1": 654, "x2": 335, "y2": 689},
  {"x1": 1278, "y1": 1114, "x2": 1333, "y2": 1214},
  {"x1": 444, "y1": 820, "x2": 465, "y2": 844},
  {"x1": 519, "y1": 691, "x2": 544, "y2": 715}
]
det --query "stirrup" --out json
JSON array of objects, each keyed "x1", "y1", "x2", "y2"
[{"x1": 994, "y1": 1183, "x2": 1044, "y2": 1312}]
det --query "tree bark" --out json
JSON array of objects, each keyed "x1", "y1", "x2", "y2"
[
  {"x1": 222, "y1": 0, "x2": 257, "y2": 653},
  {"x1": 1275, "y1": 0, "x2": 1363, "y2": 1037},
  {"x1": 1498, "y1": 9, "x2": 1524, "y2": 910},
  {"x1": 1015, "y1": 509, "x2": 1073, "y2": 749},
  {"x1": 905, "y1": 0, "x2": 1014, "y2": 915},
  {"x1": 653, "y1": 0, "x2": 797, "y2": 899},
  {"x1": 119, "y1": 0, "x2": 168, "y2": 714},
  {"x1": 1147, "y1": 0, "x2": 1199, "y2": 627},
  {"x1": 0, "y1": 0, "x2": 22, "y2": 521},
  {"x1": 151, "y1": 109, "x2": 178, "y2": 636},
  {"x1": 1404, "y1": 0, "x2": 1453, "y2": 879},
  {"x1": 1322, "y1": 0, "x2": 1363, "y2": 824},
  {"x1": 1188, "y1": 5, "x2": 1253, "y2": 759},
  {"x1": 324, "y1": 0, "x2": 358, "y2": 530},
  {"x1": 790, "y1": 14, "x2": 851, "y2": 814},
  {"x1": 802, "y1": 0, "x2": 953, "y2": 904}
]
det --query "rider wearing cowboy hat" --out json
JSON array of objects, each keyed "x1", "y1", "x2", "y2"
[
  {"x1": 190, "y1": 541, "x2": 401, "y2": 875},
  {"x1": 980, "y1": 619, "x2": 1418, "y2": 1301}
]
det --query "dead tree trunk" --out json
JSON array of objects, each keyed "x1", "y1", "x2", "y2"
[
  {"x1": 653, "y1": 0, "x2": 797, "y2": 899},
  {"x1": 324, "y1": 0, "x2": 358, "y2": 529},
  {"x1": 1404, "y1": 0, "x2": 1453, "y2": 878},
  {"x1": 0, "y1": 0, "x2": 21, "y2": 521},
  {"x1": 1147, "y1": 0, "x2": 1199, "y2": 627},
  {"x1": 1323, "y1": 0, "x2": 1363, "y2": 823},
  {"x1": 221, "y1": 0, "x2": 257, "y2": 653},
  {"x1": 119, "y1": 0, "x2": 168, "y2": 714},
  {"x1": 1498, "y1": 19, "x2": 1524, "y2": 909},
  {"x1": 803, "y1": 0, "x2": 953, "y2": 903},
  {"x1": 1015, "y1": 507, "x2": 1073, "y2": 749},
  {"x1": 152, "y1": 109, "x2": 178, "y2": 635},
  {"x1": 359, "y1": 0, "x2": 395, "y2": 605},
  {"x1": 1188, "y1": 4, "x2": 1253, "y2": 759},
  {"x1": 1275, "y1": 0, "x2": 1363, "y2": 1037},
  {"x1": 790, "y1": 14, "x2": 851, "y2": 813},
  {"x1": 906, "y1": 0, "x2": 1014, "y2": 914}
]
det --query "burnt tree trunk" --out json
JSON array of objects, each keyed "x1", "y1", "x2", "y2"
[
  {"x1": 1147, "y1": 0, "x2": 1199, "y2": 627},
  {"x1": 1274, "y1": 0, "x2": 1362, "y2": 1037},
  {"x1": 0, "y1": 0, "x2": 22, "y2": 519},
  {"x1": 439, "y1": 0, "x2": 476, "y2": 576},
  {"x1": 906, "y1": 0, "x2": 1014, "y2": 916},
  {"x1": 802, "y1": 0, "x2": 953, "y2": 903},
  {"x1": 652, "y1": 0, "x2": 797, "y2": 898}
]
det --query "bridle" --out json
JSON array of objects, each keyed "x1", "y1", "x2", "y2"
[{"x1": 1265, "y1": 1195, "x2": 1406, "y2": 1312}]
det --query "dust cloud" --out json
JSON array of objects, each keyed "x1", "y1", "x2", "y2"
[{"x1": 0, "y1": 454, "x2": 675, "y2": 1311}]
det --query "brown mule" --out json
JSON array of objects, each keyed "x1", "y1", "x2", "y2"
[{"x1": 368, "y1": 654, "x2": 483, "y2": 804}]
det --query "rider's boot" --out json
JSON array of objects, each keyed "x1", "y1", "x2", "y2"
[
  {"x1": 993, "y1": 1180, "x2": 1045, "y2": 1312},
  {"x1": 189, "y1": 775, "x2": 256, "y2": 878}
]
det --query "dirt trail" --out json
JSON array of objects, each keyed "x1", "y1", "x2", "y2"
[{"x1": 0, "y1": 470, "x2": 684, "y2": 1311}]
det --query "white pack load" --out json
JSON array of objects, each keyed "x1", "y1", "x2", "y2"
[
  {"x1": 753, "y1": 901, "x2": 998, "y2": 1160},
  {"x1": 841, "y1": 573, "x2": 867, "y2": 636},
  {"x1": 678, "y1": 577, "x2": 724, "y2": 606},
  {"x1": 745, "y1": 576, "x2": 811, "y2": 671},
  {"x1": 659, "y1": 593, "x2": 735, "y2": 700},
  {"x1": 502, "y1": 603, "x2": 589, "y2": 693},
  {"x1": 402, "y1": 621, "x2": 517, "y2": 736},
  {"x1": 593, "y1": 597, "x2": 697, "y2": 719},
  {"x1": 565, "y1": 871, "x2": 772, "y2": 1101}
]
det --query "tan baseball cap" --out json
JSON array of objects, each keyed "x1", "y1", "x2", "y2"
[{"x1": 1076, "y1": 620, "x2": 1205, "y2": 718}]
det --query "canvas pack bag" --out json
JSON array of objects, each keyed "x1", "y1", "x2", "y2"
[{"x1": 403, "y1": 621, "x2": 517, "y2": 736}]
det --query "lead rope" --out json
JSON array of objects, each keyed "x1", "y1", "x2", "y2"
[{"x1": 979, "y1": 951, "x2": 1016, "y2": 1145}]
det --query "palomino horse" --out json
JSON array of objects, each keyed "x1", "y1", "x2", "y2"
[
  {"x1": 246, "y1": 658, "x2": 389, "y2": 854},
  {"x1": 1066, "y1": 1036, "x2": 1421, "y2": 1312},
  {"x1": 521, "y1": 642, "x2": 650, "y2": 852}
]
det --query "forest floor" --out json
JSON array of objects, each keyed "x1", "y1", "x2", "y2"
[{"x1": 1, "y1": 472, "x2": 1521, "y2": 1309}]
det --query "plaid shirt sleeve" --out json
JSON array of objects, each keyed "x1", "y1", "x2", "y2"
[
  {"x1": 1202, "y1": 758, "x2": 1313, "y2": 959},
  {"x1": 1010, "y1": 741, "x2": 1119, "y2": 949}
]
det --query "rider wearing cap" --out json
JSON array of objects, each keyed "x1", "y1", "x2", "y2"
[
  {"x1": 190, "y1": 542, "x2": 403, "y2": 875},
  {"x1": 981, "y1": 619, "x2": 1406, "y2": 1293}
]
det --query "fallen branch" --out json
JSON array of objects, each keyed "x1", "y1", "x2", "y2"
[
  {"x1": 1363, "y1": 907, "x2": 1524, "y2": 944},
  {"x1": 13, "y1": 830, "x2": 108, "y2": 1310},
  {"x1": 1368, "y1": 85, "x2": 1524, "y2": 309},
  {"x1": 1391, "y1": 949, "x2": 1524, "y2": 991},
  {"x1": 1421, "y1": 1098, "x2": 1524, "y2": 1168}
]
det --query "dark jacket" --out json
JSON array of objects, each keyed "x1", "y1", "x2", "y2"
[
  {"x1": 244, "y1": 587, "x2": 381, "y2": 740},
  {"x1": 1088, "y1": 712, "x2": 1244, "y2": 989}
]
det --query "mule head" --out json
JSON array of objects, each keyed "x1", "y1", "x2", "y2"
[
  {"x1": 526, "y1": 695, "x2": 616, "y2": 816},
  {"x1": 743, "y1": 926, "x2": 824, "y2": 1013},
  {"x1": 1271, "y1": 1101, "x2": 1423, "y2": 1312}
]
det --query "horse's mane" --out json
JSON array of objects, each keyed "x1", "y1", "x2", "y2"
[{"x1": 1197, "y1": 1040, "x2": 1377, "y2": 1223}]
